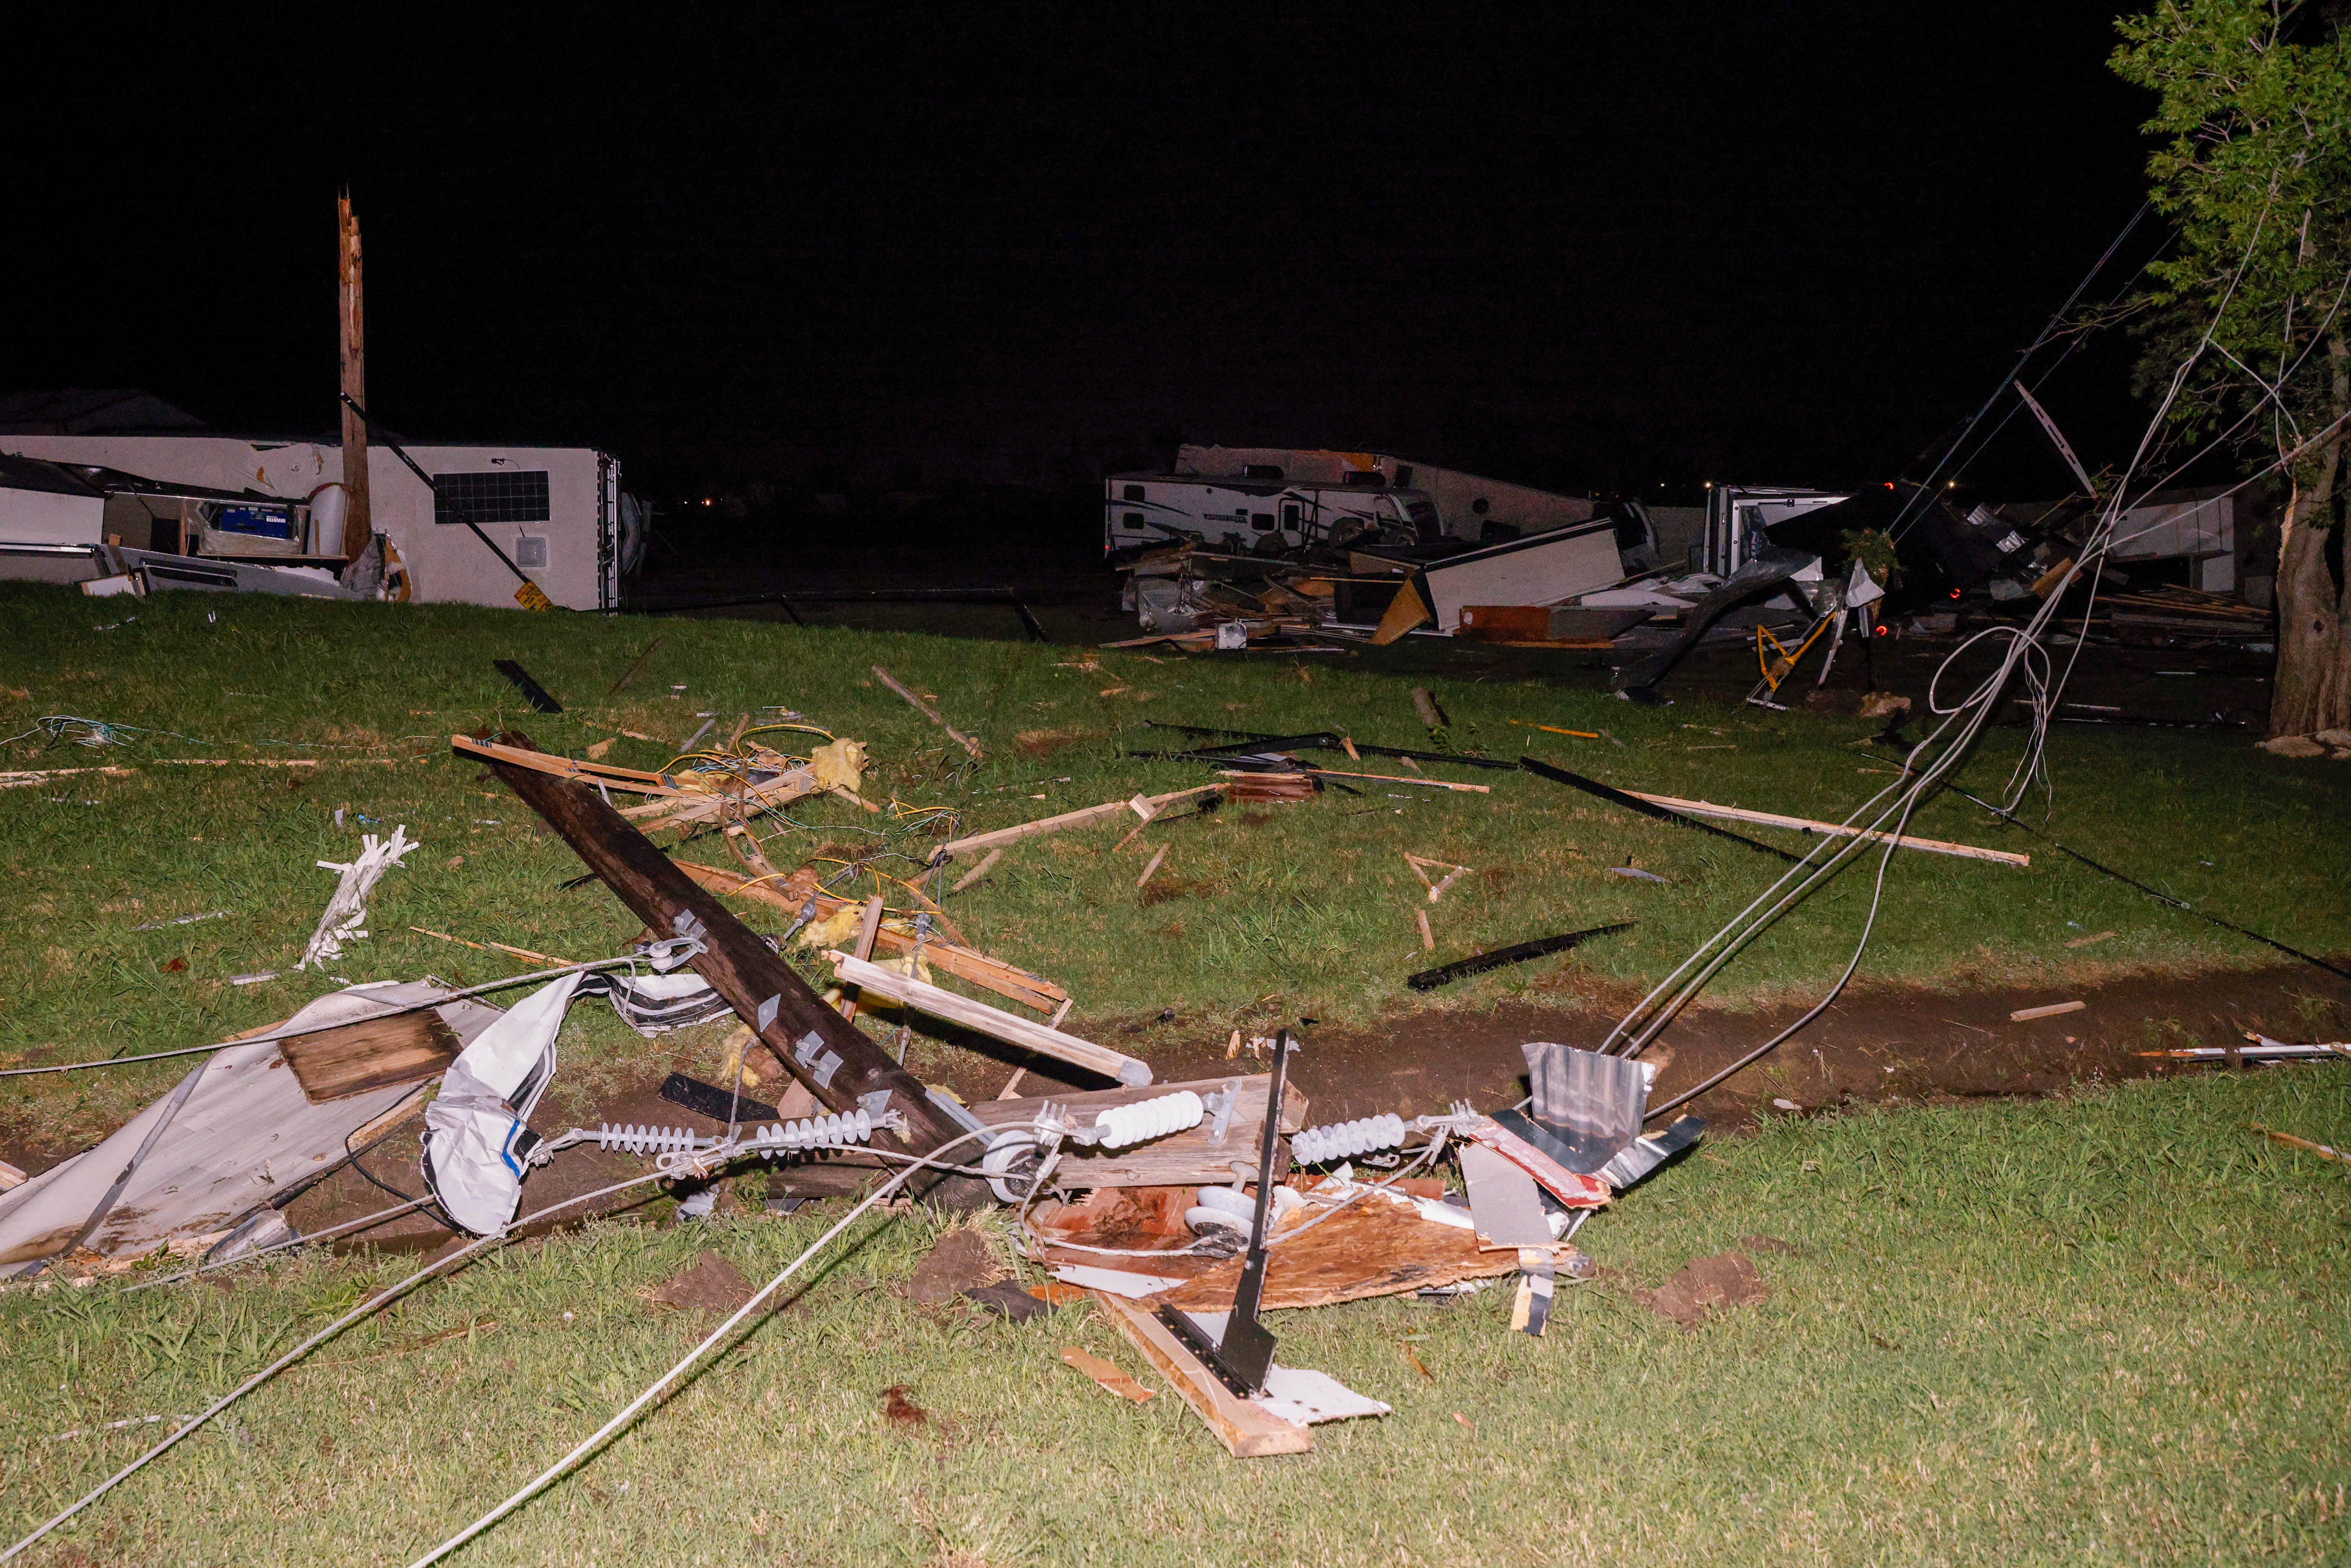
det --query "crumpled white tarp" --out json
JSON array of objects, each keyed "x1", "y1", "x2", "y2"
[{"x1": 420, "y1": 973, "x2": 584, "y2": 1236}]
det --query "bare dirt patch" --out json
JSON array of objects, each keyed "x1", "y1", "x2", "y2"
[
  {"x1": 649, "y1": 1250, "x2": 754, "y2": 1314},
  {"x1": 1634, "y1": 1251, "x2": 1770, "y2": 1328}
]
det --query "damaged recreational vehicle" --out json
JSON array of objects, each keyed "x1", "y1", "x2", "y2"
[{"x1": 0, "y1": 407, "x2": 643, "y2": 610}]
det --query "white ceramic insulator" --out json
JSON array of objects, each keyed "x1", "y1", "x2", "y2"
[
  {"x1": 596, "y1": 1123, "x2": 700, "y2": 1156},
  {"x1": 1291, "y1": 1113, "x2": 1406, "y2": 1165},
  {"x1": 1092, "y1": 1090, "x2": 1204, "y2": 1150},
  {"x1": 753, "y1": 1108, "x2": 875, "y2": 1156}
]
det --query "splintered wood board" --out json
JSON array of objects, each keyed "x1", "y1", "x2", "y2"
[
  {"x1": 1087, "y1": 1290, "x2": 1312, "y2": 1457},
  {"x1": 1149, "y1": 1195, "x2": 1519, "y2": 1311},
  {"x1": 279, "y1": 1011, "x2": 463, "y2": 1103},
  {"x1": 974, "y1": 1075, "x2": 1305, "y2": 1187}
]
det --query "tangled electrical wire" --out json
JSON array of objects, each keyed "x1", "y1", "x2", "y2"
[{"x1": 1595, "y1": 213, "x2": 2351, "y2": 1120}]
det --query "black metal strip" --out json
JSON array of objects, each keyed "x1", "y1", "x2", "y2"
[
  {"x1": 493, "y1": 660, "x2": 563, "y2": 713},
  {"x1": 1405, "y1": 922, "x2": 1634, "y2": 991},
  {"x1": 1518, "y1": 757, "x2": 1803, "y2": 863}
]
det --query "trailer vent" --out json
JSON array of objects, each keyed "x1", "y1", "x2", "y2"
[
  {"x1": 434, "y1": 471, "x2": 550, "y2": 526},
  {"x1": 514, "y1": 534, "x2": 549, "y2": 569}
]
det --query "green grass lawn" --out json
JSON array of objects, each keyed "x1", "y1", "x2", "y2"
[
  {"x1": 2, "y1": 1060, "x2": 2345, "y2": 1565},
  {"x1": 4, "y1": 582, "x2": 2351, "y2": 1564},
  {"x1": 3, "y1": 581, "x2": 2347, "y2": 1145}
]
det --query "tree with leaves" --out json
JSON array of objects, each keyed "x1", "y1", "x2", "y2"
[{"x1": 2111, "y1": 1, "x2": 2351, "y2": 736}]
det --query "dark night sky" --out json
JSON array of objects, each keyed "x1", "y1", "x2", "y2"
[{"x1": 6, "y1": 8, "x2": 2164, "y2": 504}]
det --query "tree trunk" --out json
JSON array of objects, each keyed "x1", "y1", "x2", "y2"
[{"x1": 2269, "y1": 335, "x2": 2351, "y2": 738}]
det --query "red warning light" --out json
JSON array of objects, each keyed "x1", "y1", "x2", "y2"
[
  {"x1": 1875, "y1": 625, "x2": 1889, "y2": 636},
  {"x1": 1949, "y1": 589, "x2": 1962, "y2": 599},
  {"x1": 1883, "y1": 481, "x2": 1896, "y2": 490}
]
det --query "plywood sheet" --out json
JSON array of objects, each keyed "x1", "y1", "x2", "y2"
[{"x1": 1150, "y1": 1193, "x2": 1519, "y2": 1311}]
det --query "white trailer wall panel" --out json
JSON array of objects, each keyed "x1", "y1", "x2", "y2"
[
  {"x1": 1415, "y1": 520, "x2": 1625, "y2": 630},
  {"x1": 0, "y1": 485, "x2": 104, "y2": 548}
]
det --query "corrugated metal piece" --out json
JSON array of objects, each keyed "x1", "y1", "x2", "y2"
[{"x1": 1521, "y1": 1041, "x2": 1647, "y2": 1173}]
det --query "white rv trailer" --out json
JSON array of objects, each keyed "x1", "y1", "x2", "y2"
[
  {"x1": 1104, "y1": 472, "x2": 1441, "y2": 555},
  {"x1": 0, "y1": 430, "x2": 636, "y2": 610},
  {"x1": 1174, "y1": 445, "x2": 1595, "y2": 543}
]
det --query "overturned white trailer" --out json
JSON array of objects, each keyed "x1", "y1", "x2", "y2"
[
  {"x1": 1103, "y1": 471, "x2": 1442, "y2": 555},
  {"x1": 1173, "y1": 445, "x2": 1595, "y2": 543},
  {"x1": 0, "y1": 427, "x2": 638, "y2": 610}
]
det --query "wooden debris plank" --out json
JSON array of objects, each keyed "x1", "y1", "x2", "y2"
[
  {"x1": 2010, "y1": 999, "x2": 2087, "y2": 1022},
  {"x1": 1087, "y1": 1290, "x2": 1313, "y2": 1457},
  {"x1": 949, "y1": 847, "x2": 1004, "y2": 893},
  {"x1": 674, "y1": 860, "x2": 1066, "y2": 1011},
  {"x1": 452, "y1": 734, "x2": 683, "y2": 795},
  {"x1": 836, "y1": 896, "x2": 887, "y2": 1023},
  {"x1": 279, "y1": 1011, "x2": 463, "y2": 1104},
  {"x1": 826, "y1": 952, "x2": 1150, "y2": 1086},
  {"x1": 873, "y1": 665, "x2": 984, "y2": 760},
  {"x1": 1293, "y1": 768, "x2": 1490, "y2": 793},
  {"x1": 619, "y1": 770, "x2": 820, "y2": 825},
  {"x1": 935, "y1": 785, "x2": 1224, "y2": 862},
  {"x1": 976, "y1": 1074, "x2": 1305, "y2": 1187},
  {"x1": 1625, "y1": 789, "x2": 2029, "y2": 866},
  {"x1": 1062, "y1": 1345, "x2": 1156, "y2": 1402},
  {"x1": 1370, "y1": 579, "x2": 1431, "y2": 645}
]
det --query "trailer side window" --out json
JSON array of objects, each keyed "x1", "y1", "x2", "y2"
[
  {"x1": 1123, "y1": 485, "x2": 1145, "y2": 502},
  {"x1": 1123, "y1": 512, "x2": 1146, "y2": 530},
  {"x1": 434, "y1": 471, "x2": 551, "y2": 525},
  {"x1": 1250, "y1": 512, "x2": 1275, "y2": 532}
]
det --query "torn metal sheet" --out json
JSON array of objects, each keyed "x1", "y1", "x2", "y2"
[
  {"x1": 1457, "y1": 1144, "x2": 1553, "y2": 1249},
  {"x1": 0, "y1": 982, "x2": 502, "y2": 1272},
  {"x1": 1051, "y1": 1264, "x2": 1192, "y2": 1298},
  {"x1": 1520, "y1": 1042, "x2": 1650, "y2": 1173}
]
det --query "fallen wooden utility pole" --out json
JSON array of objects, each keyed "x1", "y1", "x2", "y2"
[
  {"x1": 934, "y1": 784, "x2": 1223, "y2": 862},
  {"x1": 1622, "y1": 790, "x2": 2030, "y2": 867},
  {"x1": 825, "y1": 951, "x2": 1152, "y2": 1086},
  {"x1": 474, "y1": 732, "x2": 987, "y2": 1206}
]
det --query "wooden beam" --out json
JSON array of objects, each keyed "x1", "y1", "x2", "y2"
[
  {"x1": 1088, "y1": 1291, "x2": 1312, "y2": 1457},
  {"x1": 836, "y1": 895, "x2": 886, "y2": 1022},
  {"x1": 1623, "y1": 789, "x2": 2029, "y2": 866},
  {"x1": 949, "y1": 847, "x2": 1003, "y2": 893},
  {"x1": 935, "y1": 785, "x2": 1223, "y2": 862},
  {"x1": 673, "y1": 859, "x2": 1066, "y2": 1012},
  {"x1": 335, "y1": 188, "x2": 371, "y2": 560},
  {"x1": 474, "y1": 732, "x2": 985, "y2": 1205},
  {"x1": 873, "y1": 665, "x2": 984, "y2": 760},
  {"x1": 280, "y1": 1010, "x2": 461, "y2": 1104},
  {"x1": 825, "y1": 951, "x2": 1152, "y2": 1086},
  {"x1": 453, "y1": 733, "x2": 686, "y2": 795}
]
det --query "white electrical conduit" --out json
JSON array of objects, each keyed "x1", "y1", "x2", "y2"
[
  {"x1": 117, "y1": 1197, "x2": 432, "y2": 1295},
  {"x1": 0, "y1": 1170, "x2": 674, "y2": 1564},
  {"x1": 404, "y1": 1124, "x2": 1018, "y2": 1568},
  {"x1": 0, "y1": 957, "x2": 644, "y2": 1077},
  {"x1": 1590, "y1": 224, "x2": 2348, "y2": 1098}
]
